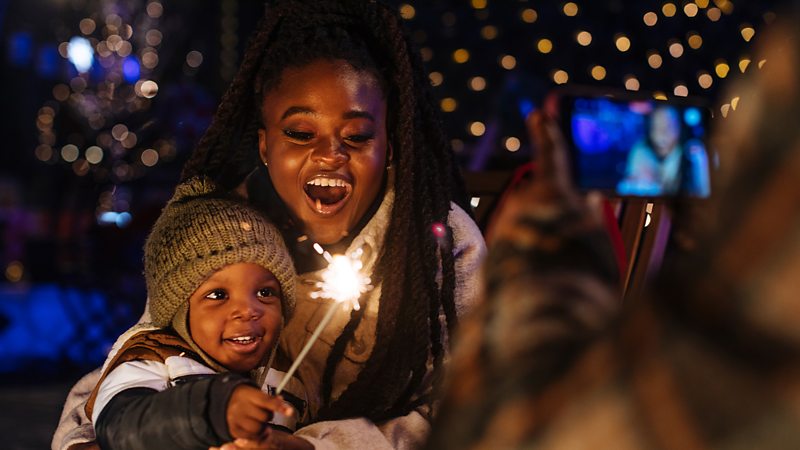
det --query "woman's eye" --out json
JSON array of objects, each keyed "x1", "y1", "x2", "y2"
[
  {"x1": 257, "y1": 287, "x2": 280, "y2": 299},
  {"x1": 205, "y1": 289, "x2": 228, "y2": 300},
  {"x1": 283, "y1": 129, "x2": 314, "y2": 141},
  {"x1": 345, "y1": 133, "x2": 374, "y2": 144}
]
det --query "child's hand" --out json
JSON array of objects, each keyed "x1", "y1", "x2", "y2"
[{"x1": 226, "y1": 385, "x2": 294, "y2": 441}]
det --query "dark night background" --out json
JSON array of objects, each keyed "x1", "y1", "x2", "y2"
[{"x1": 0, "y1": 0, "x2": 787, "y2": 447}]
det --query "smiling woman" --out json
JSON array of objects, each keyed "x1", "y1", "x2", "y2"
[{"x1": 258, "y1": 59, "x2": 389, "y2": 245}]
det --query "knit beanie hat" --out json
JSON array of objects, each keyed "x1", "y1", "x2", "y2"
[{"x1": 144, "y1": 177, "x2": 295, "y2": 371}]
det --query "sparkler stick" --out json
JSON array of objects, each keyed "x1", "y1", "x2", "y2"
[{"x1": 275, "y1": 244, "x2": 371, "y2": 395}]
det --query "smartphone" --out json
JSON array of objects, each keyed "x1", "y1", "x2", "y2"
[{"x1": 551, "y1": 88, "x2": 712, "y2": 198}]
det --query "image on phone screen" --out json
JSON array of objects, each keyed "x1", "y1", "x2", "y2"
[{"x1": 565, "y1": 96, "x2": 711, "y2": 198}]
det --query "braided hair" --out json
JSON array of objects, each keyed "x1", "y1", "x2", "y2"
[{"x1": 182, "y1": 0, "x2": 470, "y2": 422}]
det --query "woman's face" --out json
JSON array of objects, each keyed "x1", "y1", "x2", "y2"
[
  {"x1": 258, "y1": 59, "x2": 388, "y2": 245},
  {"x1": 649, "y1": 107, "x2": 681, "y2": 157}
]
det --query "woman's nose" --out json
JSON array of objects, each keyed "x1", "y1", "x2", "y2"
[
  {"x1": 230, "y1": 296, "x2": 263, "y2": 321},
  {"x1": 310, "y1": 138, "x2": 349, "y2": 166}
]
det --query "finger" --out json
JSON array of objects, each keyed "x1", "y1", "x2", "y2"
[
  {"x1": 234, "y1": 436, "x2": 271, "y2": 449},
  {"x1": 256, "y1": 395, "x2": 294, "y2": 417},
  {"x1": 527, "y1": 110, "x2": 572, "y2": 189}
]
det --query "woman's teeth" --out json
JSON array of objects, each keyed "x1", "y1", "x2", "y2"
[{"x1": 306, "y1": 178, "x2": 350, "y2": 188}]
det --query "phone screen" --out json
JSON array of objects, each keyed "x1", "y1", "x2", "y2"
[{"x1": 561, "y1": 95, "x2": 711, "y2": 198}]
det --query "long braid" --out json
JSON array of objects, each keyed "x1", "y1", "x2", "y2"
[{"x1": 182, "y1": 0, "x2": 465, "y2": 423}]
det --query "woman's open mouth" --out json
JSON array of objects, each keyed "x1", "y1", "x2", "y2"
[{"x1": 304, "y1": 175, "x2": 353, "y2": 215}]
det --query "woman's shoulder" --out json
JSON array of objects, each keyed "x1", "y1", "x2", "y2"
[{"x1": 447, "y1": 202, "x2": 486, "y2": 255}]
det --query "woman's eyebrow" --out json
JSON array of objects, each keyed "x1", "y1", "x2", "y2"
[
  {"x1": 281, "y1": 106, "x2": 316, "y2": 120},
  {"x1": 343, "y1": 110, "x2": 375, "y2": 121}
]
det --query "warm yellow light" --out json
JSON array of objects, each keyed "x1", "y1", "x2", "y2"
[
  {"x1": 684, "y1": 3, "x2": 699, "y2": 17},
  {"x1": 537, "y1": 38, "x2": 553, "y2": 54},
  {"x1": 707, "y1": 7, "x2": 721, "y2": 21},
  {"x1": 79, "y1": 18, "x2": 96, "y2": 35},
  {"x1": 715, "y1": 61, "x2": 730, "y2": 78},
  {"x1": 563, "y1": 2, "x2": 579, "y2": 16},
  {"x1": 674, "y1": 85, "x2": 689, "y2": 97},
  {"x1": 717, "y1": 0, "x2": 734, "y2": 14},
  {"x1": 576, "y1": 31, "x2": 592, "y2": 46},
  {"x1": 687, "y1": 33, "x2": 703, "y2": 49},
  {"x1": 739, "y1": 57, "x2": 751, "y2": 72},
  {"x1": 758, "y1": 59, "x2": 767, "y2": 69},
  {"x1": 669, "y1": 42, "x2": 684, "y2": 58},
  {"x1": 624, "y1": 76, "x2": 640, "y2": 91},
  {"x1": 505, "y1": 137, "x2": 521, "y2": 152},
  {"x1": 61, "y1": 144, "x2": 79, "y2": 162},
  {"x1": 615, "y1": 35, "x2": 631, "y2": 52},
  {"x1": 481, "y1": 25, "x2": 498, "y2": 40},
  {"x1": 521, "y1": 8, "x2": 538, "y2": 23},
  {"x1": 500, "y1": 55, "x2": 517, "y2": 70},
  {"x1": 553, "y1": 70, "x2": 569, "y2": 84},
  {"x1": 653, "y1": 91, "x2": 668, "y2": 101},
  {"x1": 5, "y1": 261, "x2": 23, "y2": 282},
  {"x1": 662, "y1": 3, "x2": 677, "y2": 17},
  {"x1": 141, "y1": 149, "x2": 159, "y2": 167},
  {"x1": 440, "y1": 97, "x2": 457, "y2": 113},
  {"x1": 469, "y1": 77, "x2": 487, "y2": 91},
  {"x1": 85, "y1": 146, "x2": 104, "y2": 164},
  {"x1": 741, "y1": 26, "x2": 755, "y2": 42},
  {"x1": 721, "y1": 103, "x2": 731, "y2": 118},
  {"x1": 696, "y1": 0, "x2": 710, "y2": 8},
  {"x1": 453, "y1": 49, "x2": 470, "y2": 63},
  {"x1": 420, "y1": 47, "x2": 433, "y2": 62},
  {"x1": 698, "y1": 72, "x2": 713, "y2": 89},
  {"x1": 591, "y1": 65, "x2": 607, "y2": 81},
  {"x1": 469, "y1": 121, "x2": 486, "y2": 136},
  {"x1": 731, "y1": 96, "x2": 740, "y2": 111},
  {"x1": 429, "y1": 71, "x2": 443, "y2": 86},
  {"x1": 643, "y1": 12, "x2": 658, "y2": 26},
  {"x1": 471, "y1": 0, "x2": 487, "y2": 9},
  {"x1": 399, "y1": 4, "x2": 416, "y2": 20},
  {"x1": 648, "y1": 52, "x2": 663, "y2": 69}
]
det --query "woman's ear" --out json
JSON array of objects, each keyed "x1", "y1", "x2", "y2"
[{"x1": 258, "y1": 128, "x2": 269, "y2": 164}]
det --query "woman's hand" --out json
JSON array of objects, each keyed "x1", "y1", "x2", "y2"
[
  {"x1": 211, "y1": 430, "x2": 314, "y2": 450},
  {"x1": 226, "y1": 386, "x2": 294, "y2": 441}
]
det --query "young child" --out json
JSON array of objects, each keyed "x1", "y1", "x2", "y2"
[{"x1": 86, "y1": 177, "x2": 304, "y2": 449}]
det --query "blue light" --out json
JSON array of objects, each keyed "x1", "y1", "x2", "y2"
[
  {"x1": 8, "y1": 32, "x2": 33, "y2": 66},
  {"x1": 518, "y1": 99, "x2": 535, "y2": 119},
  {"x1": 37, "y1": 45, "x2": 59, "y2": 78},
  {"x1": 116, "y1": 212, "x2": 132, "y2": 228},
  {"x1": 67, "y1": 36, "x2": 94, "y2": 73},
  {"x1": 122, "y1": 56, "x2": 140, "y2": 83},
  {"x1": 684, "y1": 107, "x2": 702, "y2": 127},
  {"x1": 98, "y1": 211, "x2": 118, "y2": 225}
]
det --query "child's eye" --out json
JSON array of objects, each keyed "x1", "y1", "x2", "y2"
[
  {"x1": 257, "y1": 287, "x2": 280, "y2": 299},
  {"x1": 283, "y1": 129, "x2": 314, "y2": 141},
  {"x1": 205, "y1": 289, "x2": 228, "y2": 300}
]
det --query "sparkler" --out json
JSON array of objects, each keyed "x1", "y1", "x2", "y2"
[{"x1": 275, "y1": 244, "x2": 371, "y2": 394}]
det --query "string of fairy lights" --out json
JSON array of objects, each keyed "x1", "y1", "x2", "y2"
[{"x1": 34, "y1": 0, "x2": 772, "y2": 190}]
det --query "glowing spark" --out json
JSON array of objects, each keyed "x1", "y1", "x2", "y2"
[{"x1": 276, "y1": 245, "x2": 371, "y2": 394}]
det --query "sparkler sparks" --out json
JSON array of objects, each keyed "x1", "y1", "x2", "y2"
[{"x1": 275, "y1": 244, "x2": 371, "y2": 394}]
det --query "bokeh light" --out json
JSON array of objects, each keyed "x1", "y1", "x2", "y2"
[
  {"x1": 537, "y1": 38, "x2": 553, "y2": 54},
  {"x1": 469, "y1": 121, "x2": 486, "y2": 136},
  {"x1": 615, "y1": 34, "x2": 631, "y2": 52}
]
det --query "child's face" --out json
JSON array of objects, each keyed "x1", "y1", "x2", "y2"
[
  {"x1": 258, "y1": 58, "x2": 388, "y2": 245},
  {"x1": 188, "y1": 262, "x2": 283, "y2": 373}
]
